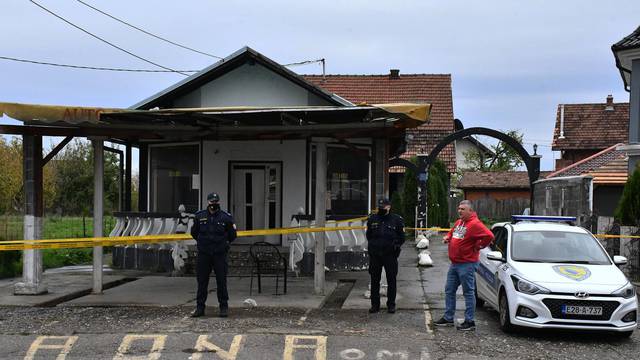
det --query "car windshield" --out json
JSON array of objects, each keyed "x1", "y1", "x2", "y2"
[{"x1": 511, "y1": 230, "x2": 611, "y2": 265}]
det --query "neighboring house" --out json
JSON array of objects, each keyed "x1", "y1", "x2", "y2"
[
  {"x1": 304, "y1": 71, "x2": 456, "y2": 192},
  {"x1": 551, "y1": 95, "x2": 629, "y2": 170},
  {"x1": 456, "y1": 171, "x2": 550, "y2": 219},
  {"x1": 455, "y1": 136, "x2": 494, "y2": 171},
  {"x1": 458, "y1": 171, "x2": 550, "y2": 201},
  {"x1": 545, "y1": 144, "x2": 628, "y2": 217},
  {"x1": 612, "y1": 25, "x2": 640, "y2": 172}
]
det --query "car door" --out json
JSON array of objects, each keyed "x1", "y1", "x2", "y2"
[{"x1": 477, "y1": 227, "x2": 507, "y2": 308}]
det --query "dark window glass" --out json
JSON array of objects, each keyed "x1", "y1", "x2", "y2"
[
  {"x1": 149, "y1": 145, "x2": 199, "y2": 213},
  {"x1": 245, "y1": 172, "x2": 252, "y2": 203},
  {"x1": 246, "y1": 206, "x2": 253, "y2": 230}
]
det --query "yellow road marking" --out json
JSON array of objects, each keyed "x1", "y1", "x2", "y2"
[
  {"x1": 193, "y1": 335, "x2": 244, "y2": 360},
  {"x1": 113, "y1": 334, "x2": 166, "y2": 360},
  {"x1": 24, "y1": 336, "x2": 78, "y2": 360},
  {"x1": 283, "y1": 335, "x2": 327, "y2": 360}
]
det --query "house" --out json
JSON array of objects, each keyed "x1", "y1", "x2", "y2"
[
  {"x1": 458, "y1": 171, "x2": 539, "y2": 201},
  {"x1": 453, "y1": 118, "x2": 494, "y2": 170},
  {"x1": 551, "y1": 95, "x2": 629, "y2": 170},
  {"x1": 303, "y1": 71, "x2": 456, "y2": 192},
  {"x1": 612, "y1": 25, "x2": 640, "y2": 172},
  {"x1": 1, "y1": 47, "x2": 432, "y2": 293},
  {"x1": 545, "y1": 144, "x2": 628, "y2": 217},
  {"x1": 457, "y1": 171, "x2": 551, "y2": 219}
]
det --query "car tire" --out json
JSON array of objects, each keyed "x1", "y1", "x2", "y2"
[
  {"x1": 498, "y1": 291, "x2": 515, "y2": 333},
  {"x1": 475, "y1": 287, "x2": 485, "y2": 308}
]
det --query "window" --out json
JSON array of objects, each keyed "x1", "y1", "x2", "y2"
[
  {"x1": 149, "y1": 144, "x2": 199, "y2": 213},
  {"x1": 491, "y1": 227, "x2": 507, "y2": 255}
]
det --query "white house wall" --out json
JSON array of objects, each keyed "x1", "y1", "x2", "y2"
[
  {"x1": 201, "y1": 140, "x2": 307, "y2": 241},
  {"x1": 173, "y1": 63, "x2": 333, "y2": 108}
]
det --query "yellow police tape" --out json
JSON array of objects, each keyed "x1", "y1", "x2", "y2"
[{"x1": 0, "y1": 220, "x2": 637, "y2": 251}]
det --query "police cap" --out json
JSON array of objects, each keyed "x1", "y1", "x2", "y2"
[
  {"x1": 207, "y1": 192, "x2": 220, "y2": 202},
  {"x1": 377, "y1": 198, "x2": 391, "y2": 207}
]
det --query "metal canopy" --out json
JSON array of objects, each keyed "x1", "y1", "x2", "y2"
[{"x1": 1, "y1": 102, "x2": 431, "y2": 142}]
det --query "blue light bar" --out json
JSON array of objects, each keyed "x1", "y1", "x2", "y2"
[{"x1": 512, "y1": 215, "x2": 577, "y2": 223}]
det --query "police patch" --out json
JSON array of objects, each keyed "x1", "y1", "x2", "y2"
[{"x1": 552, "y1": 265, "x2": 591, "y2": 281}]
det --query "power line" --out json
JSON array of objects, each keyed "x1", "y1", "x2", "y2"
[
  {"x1": 0, "y1": 55, "x2": 200, "y2": 73},
  {"x1": 29, "y1": 0, "x2": 188, "y2": 76},
  {"x1": 74, "y1": 0, "x2": 223, "y2": 60}
]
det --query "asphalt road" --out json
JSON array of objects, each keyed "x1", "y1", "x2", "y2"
[{"x1": 1, "y1": 305, "x2": 638, "y2": 360}]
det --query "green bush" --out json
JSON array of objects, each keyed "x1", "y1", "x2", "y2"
[
  {"x1": 0, "y1": 250, "x2": 22, "y2": 278},
  {"x1": 402, "y1": 158, "x2": 418, "y2": 228},
  {"x1": 43, "y1": 248, "x2": 93, "y2": 269},
  {"x1": 427, "y1": 160, "x2": 450, "y2": 228},
  {"x1": 391, "y1": 191, "x2": 404, "y2": 219},
  {"x1": 615, "y1": 165, "x2": 640, "y2": 226}
]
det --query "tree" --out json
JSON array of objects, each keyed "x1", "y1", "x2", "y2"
[
  {"x1": 48, "y1": 140, "x2": 121, "y2": 215},
  {"x1": 0, "y1": 137, "x2": 56, "y2": 214},
  {"x1": 614, "y1": 165, "x2": 640, "y2": 227},
  {"x1": 463, "y1": 130, "x2": 525, "y2": 171},
  {"x1": 401, "y1": 158, "x2": 418, "y2": 228},
  {"x1": 427, "y1": 160, "x2": 450, "y2": 227}
]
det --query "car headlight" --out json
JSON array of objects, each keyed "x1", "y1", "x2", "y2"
[
  {"x1": 612, "y1": 282, "x2": 636, "y2": 299},
  {"x1": 510, "y1": 275, "x2": 550, "y2": 295}
]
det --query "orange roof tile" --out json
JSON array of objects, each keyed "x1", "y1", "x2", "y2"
[{"x1": 304, "y1": 74, "x2": 456, "y2": 172}]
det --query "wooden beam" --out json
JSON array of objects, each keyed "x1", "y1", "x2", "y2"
[
  {"x1": 314, "y1": 142, "x2": 327, "y2": 295},
  {"x1": 42, "y1": 136, "x2": 73, "y2": 165},
  {"x1": 0, "y1": 124, "x2": 162, "y2": 139}
]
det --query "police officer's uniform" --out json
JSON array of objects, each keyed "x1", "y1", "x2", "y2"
[
  {"x1": 190, "y1": 193, "x2": 237, "y2": 317},
  {"x1": 366, "y1": 198, "x2": 405, "y2": 313}
]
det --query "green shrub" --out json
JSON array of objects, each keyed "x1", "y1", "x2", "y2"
[
  {"x1": 391, "y1": 191, "x2": 404, "y2": 219},
  {"x1": 0, "y1": 250, "x2": 22, "y2": 278},
  {"x1": 402, "y1": 158, "x2": 418, "y2": 228},
  {"x1": 43, "y1": 248, "x2": 93, "y2": 269},
  {"x1": 615, "y1": 165, "x2": 640, "y2": 226}
]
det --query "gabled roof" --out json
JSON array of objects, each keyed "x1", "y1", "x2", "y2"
[
  {"x1": 131, "y1": 47, "x2": 351, "y2": 109},
  {"x1": 458, "y1": 171, "x2": 552, "y2": 190},
  {"x1": 612, "y1": 25, "x2": 640, "y2": 52},
  {"x1": 304, "y1": 73, "x2": 456, "y2": 172},
  {"x1": 546, "y1": 144, "x2": 628, "y2": 185},
  {"x1": 551, "y1": 99, "x2": 629, "y2": 151},
  {"x1": 612, "y1": 25, "x2": 640, "y2": 90}
]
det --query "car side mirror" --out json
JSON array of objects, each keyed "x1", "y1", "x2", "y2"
[
  {"x1": 613, "y1": 255, "x2": 628, "y2": 266},
  {"x1": 487, "y1": 251, "x2": 505, "y2": 262}
]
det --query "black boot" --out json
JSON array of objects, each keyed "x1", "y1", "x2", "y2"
[
  {"x1": 387, "y1": 305, "x2": 396, "y2": 314},
  {"x1": 191, "y1": 307, "x2": 205, "y2": 318},
  {"x1": 219, "y1": 305, "x2": 228, "y2": 318}
]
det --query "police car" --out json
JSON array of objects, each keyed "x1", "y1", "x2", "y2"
[{"x1": 475, "y1": 215, "x2": 638, "y2": 337}]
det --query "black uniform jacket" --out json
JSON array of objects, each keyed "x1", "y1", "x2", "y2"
[
  {"x1": 190, "y1": 209, "x2": 237, "y2": 254},
  {"x1": 366, "y1": 212, "x2": 405, "y2": 256}
]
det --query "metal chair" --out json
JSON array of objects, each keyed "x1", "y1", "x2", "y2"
[{"x1": 249, "y1": 241, "x2": 287, "y2": 295}]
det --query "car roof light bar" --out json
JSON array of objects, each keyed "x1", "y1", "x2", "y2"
[{"x1": 511, "y1": 215, "x2": 577, "y2": 224}]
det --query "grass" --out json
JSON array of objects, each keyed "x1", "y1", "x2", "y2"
[{"x1": 0, "y1": 215, "x2": 115, "y2": 278}]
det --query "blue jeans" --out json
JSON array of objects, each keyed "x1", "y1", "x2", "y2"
[{"x1": 444, "y1": 262, "x2": 479, "y2": 322}]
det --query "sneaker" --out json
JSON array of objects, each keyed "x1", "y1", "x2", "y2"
[
  {"x1": 433, "y1": 317, "x2": 454, "y2": 327},
  {"x1": 219, "y1": 306, "x2": 228, "y2": 318},
  {"x1": 191, "y1": 307, "x2": 205, "y2": 318},
  {"x1": 368, "y1": 306, "x2": 380, "y2": 313},
  {"x1": 456, "y1": 320, "x2": 476, "y2": 331}
]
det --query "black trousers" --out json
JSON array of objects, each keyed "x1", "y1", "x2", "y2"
[
  {"x1": 196, "y1": 251, "x2": 229, "y2": 309},
  {"x1": 368, "y1": 252, "x2": 399, "y2": 308}
]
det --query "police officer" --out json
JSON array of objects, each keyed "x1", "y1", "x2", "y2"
[
  {"x1": 366, "y1": 198, "x2": 405, "y2": 314},
  {"x1": 190, "y1": 192, "x2": 237, "y2": 318}
]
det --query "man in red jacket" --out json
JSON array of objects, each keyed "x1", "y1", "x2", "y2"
[{"x1": 434, "y1": 200, "x2": 494, "y2": 331}]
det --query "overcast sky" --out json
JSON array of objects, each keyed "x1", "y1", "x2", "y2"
[{"x1": 1, "y1": 0, "x2": 639, "y2": 171}]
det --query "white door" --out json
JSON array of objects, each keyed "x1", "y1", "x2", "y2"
[
  {"x1": 477, "y1": 227, "x2": 506, "y2": 308},
  {"x1": 230, "y1": 163, "x2": 281, "y2": 244}
]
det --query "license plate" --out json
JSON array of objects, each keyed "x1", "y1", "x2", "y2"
[{"x1": 561, "y1": 305, "x2": 603, "y2": 316}]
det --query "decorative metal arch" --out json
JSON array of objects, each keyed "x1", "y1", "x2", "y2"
[{"x1": 391, "y1": 127, "x2": 541, "y2": 231}]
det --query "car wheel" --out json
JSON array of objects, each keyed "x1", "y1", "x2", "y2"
[
  {"x1": 475, "y1": 287, "x2": 485, "y2": 308},
  {"x1": 499, "y1": 291, "x2": 515, "y2": 333}
]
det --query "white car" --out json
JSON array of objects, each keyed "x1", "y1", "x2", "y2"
[{"x1": 475, "y1": 215, "x2": 638, "y2": 337}]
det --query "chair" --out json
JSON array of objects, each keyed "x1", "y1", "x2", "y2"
[{"x1": 249, "y1": 241, "x2": 287, "y2": 295}]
